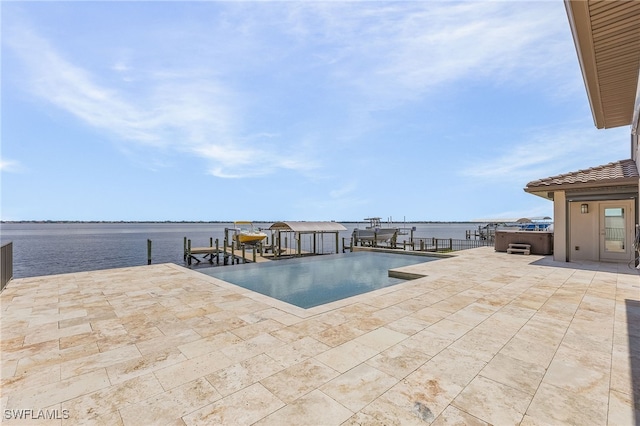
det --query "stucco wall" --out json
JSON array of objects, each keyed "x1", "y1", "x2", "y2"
[
  {"x1": 553, "y1": 191, "x2": 567, "y2": 262},
  {"x1": 568, "y1": 201, "x2": 599, "y2": 261}
]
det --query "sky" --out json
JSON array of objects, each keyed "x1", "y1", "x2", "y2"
[{"x1": 0, "y1": 1, "x2": 631, "y2": 222}]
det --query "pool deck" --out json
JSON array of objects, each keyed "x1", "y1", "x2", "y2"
[{"x1": 1, "y1": 247, "x2": 638, "y2": 425}]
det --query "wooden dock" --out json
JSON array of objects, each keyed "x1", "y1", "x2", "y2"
[{"x1": 184, "y1": 237, "x2": 309, "y2": 267}]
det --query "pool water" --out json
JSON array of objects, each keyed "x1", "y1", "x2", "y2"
[{"x1": 198, "y1": 251, "x2": 435, "y2": 309}]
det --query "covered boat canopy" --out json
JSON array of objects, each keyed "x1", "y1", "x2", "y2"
[{"x1": 268, "y1": 221, "x2": 346, "y2": 233}]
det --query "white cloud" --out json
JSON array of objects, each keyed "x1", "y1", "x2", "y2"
[
  {"x1": 0, "y1": 158, "x2": 24, "y2": 173},
  {"x1": 4, "y1": 2, "x2": 579, "y2": 182},
  {"x1": 461, "y1": 124, "x2": 630, "y2": 182},
  {"x1": 277, "y1": 1, "x2": 572, "y2": 107},
  {"x1": 3, "y1": 22, "x2": 315, "y2": 179}
]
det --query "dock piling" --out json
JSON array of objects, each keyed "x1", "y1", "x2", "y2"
[{"x1": 147, "y1": 239, "x2": 152, "y2": 265}]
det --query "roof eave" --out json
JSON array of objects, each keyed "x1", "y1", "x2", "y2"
[
  {"x1": 565, "y1": 0, "x2": 606, "y2": 129},
  {"x1": 525, "y1": 177, "x2": 639, "y2": 195}
]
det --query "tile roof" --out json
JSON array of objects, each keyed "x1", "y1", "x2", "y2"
[{"x1": 525, "y1": 159, "x2": 638, "y2": 190}]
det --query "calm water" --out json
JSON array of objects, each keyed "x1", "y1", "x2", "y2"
[
  {"x1": 200, "y1": 251, "x2": 436, "y2": 309},
  {"x1": 0, "y1": 222, "x2": 477, "y2": 278}
]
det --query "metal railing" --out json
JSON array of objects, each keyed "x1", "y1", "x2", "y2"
[
  {"x1": 411, "y1": 237, "x2": 494, "y2": 253},
  {"x1": 1, "y1": 241, "x2": 13, "y2": 291},
  {"x1": 344, "y1": 236, "x2": 494, "y2": 253}
]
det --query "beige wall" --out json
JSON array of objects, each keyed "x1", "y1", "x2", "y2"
[
  {"x1": 552, "y1": 191, "x2": 567, "y2": 262},
  {"x1": 568, "y1": 201, "x2": 599, "y2": 261}
]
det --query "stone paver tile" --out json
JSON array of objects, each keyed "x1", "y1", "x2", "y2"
[
  {"x1": 452, "y1": 375, "x2": 531, "y2": 425},
  {"x1": 7, "y1": 369, "x2": 110, "y2": 410},
  {"x1": 135, "y1": 329, "x2": 201, "y2": 356},
  {"x1": 153, "y1": 350, "x2": 234, "y2": 390},
  {"x1": 409, "y1": 347, "x2": 486, "y2": 388},
  {"x1": 182, "y1": 383, "x2": 284, "y2": 425},
  {"x1": 498, "y1": 336, "x2": 558, "y2": 369},
  {"x1": 1, "y1": 364, "x2": 61, "y2": 397},
  {"x1": 354, "y1": 327, "x2": 408, "y2": 352},
  {"x1": 401, "y1": 329, "x2": 455, "y2": 357},
  {"x1": 431, "y1": 405, "x2": 491, "y2": 426},
  {"x1": 524, "y1": 382, "x2": 608, "y2": 426},
  {"x1": 315, "y1": 323, "x2": 364, "y2": 347},
  {"x1": 255, "y1": 389, "x2": 351, "y2": 426},
  {"x1": 386, "y1": 315, "x2": 431, "y2": 336},
  {"x1": 543, "y1": 354, "x2": 610, "y2": 403},
  {"x1": 365, "y1": 341, "x2": 431, "y2": 380},
  {"x1": 205, "y1": 353, "x2": 285, "y2": 397},
  {"x1": 610, "y1": 348, "x2": 640, "y2": 396},
  {"x1": 343, "y1": 399, "x2": 424, "y2": 426},
  {"x1": 426, "y1": 319, "x2": 473, "y2": 341},
  {"x1": 449, "y1": 329, "x2": 507, "y2": 362},
  {"x1": 219, "y1": 333, "x2": 285, "y2": 362},
  {"x1": 60, "y1": 344, "x2": 141, "y2": 379},
  {"x1": 314, "y1": 340, "x2": 379, "y2": 373},
  {"x1": 23, "y1": 323, "x2": 92, "y2": 346},
  {"x1": 431, "y1": 296, "x2": 478, "y2": 314},
  {"x1": 479, "y1": 352, "x2": 546, "y2": 395},
  {"x1": 260, "y1": 358, "x2": 339, "y2": 404},
  {"x1": 3, "y1": 340, "x2": 60, "y2": 365},
  {"x1": 320, "y1": 364, "x2": 398, "y2": 412},
  {"x1": 607, "y1": 389, "x2": 638, "y2": 426},
  {"x1": 411, "y1": 307, "x2": 451, "y2": 325},
  {"x1": 265, "y1": 336, "x2": 330, "y2": 368},
  {"x1": 445, "y1": 303, "x2": 495, "y2": 327},
  {"x1": 230, "y1": 319, "x2": 285, "y2": 340},
  {"x1": 62, "y1": 373, "x2": 161, "y2": 424},
  {"x1": 177, "y1": 332, "x2": 243, "y2": 359},
  {"x1": 372, "y1": 376, "x2": 464, "y2": 424},
  {"x1": 28, "y1": 309, "x2": 87, "y2": 328},
  {"x1": 106, "y1": 348, "x2": 187, "y2": 385},
  {"x1": 119, "y1": 377, "x2": 220, "y2": 425}
]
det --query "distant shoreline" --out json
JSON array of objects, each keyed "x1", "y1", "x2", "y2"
[{"x1": 1, "y1": 220, "x2": 485, "y2": 224}]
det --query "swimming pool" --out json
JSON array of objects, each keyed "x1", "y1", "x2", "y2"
[{"x1": 198, "y1": 251, "x2": 436, "y2": 309}]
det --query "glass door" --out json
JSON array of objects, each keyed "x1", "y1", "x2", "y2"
[{"x1": 599, "y1": 202, "x2": 633, "y2": 262}]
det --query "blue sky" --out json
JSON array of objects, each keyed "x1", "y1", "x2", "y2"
[{"x1": 1, "y1": 1, "x2": 630, "y2": 222}]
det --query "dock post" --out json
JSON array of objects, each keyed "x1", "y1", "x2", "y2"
[
  {"x1": 215, "y1": 239, "x2": 219, "y2": 265},
  {"x1": 252, "y1": 246, "x2": 256, "y2": 262},
  {"x1": 231, "y1": 243, "x2": 236, "y2": 265},
  {"x1": 223, "y1": 239, "x2": 228, "y2": 265},
  {"x1": 147, "y1": 239, "x2": 152, "y2": 265},
  {"x1": 241, "y1": 245, "x2": 246, "y2": 263},
  {"x1": 183, "y1": 237, "x2": 187, "y2": 261},
  {"x1": 187, "y1": 239, "x2": 192, "y2": 265}
]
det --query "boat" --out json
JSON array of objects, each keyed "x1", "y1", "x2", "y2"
[
  {"x1": 352, "y1": 217, "x2": 398, "y2": 243},
  {"x1": 232, "y1": 221, "x2": 267, "y2": 245}
]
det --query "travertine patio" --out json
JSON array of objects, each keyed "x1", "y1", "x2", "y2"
[{"x1": 1, "y1": 247, "x2": 638, "y2": 425}]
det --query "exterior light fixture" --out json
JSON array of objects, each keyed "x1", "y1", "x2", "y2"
[{"x1": 581, "y1": 203, "x2": 588, "y2": 214}]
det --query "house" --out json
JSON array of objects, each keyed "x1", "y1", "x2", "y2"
[{"x1": 524, "y1": 0, "x2": 640, "y2": 264}]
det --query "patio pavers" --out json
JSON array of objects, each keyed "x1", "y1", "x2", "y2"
[{"x1": 1, "y1": 247, "x2": 638, "y2": 425}]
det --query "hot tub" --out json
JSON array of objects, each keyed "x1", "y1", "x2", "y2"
[{"x1": 494, "y1": 230, "x2": 553, "y2": 255}]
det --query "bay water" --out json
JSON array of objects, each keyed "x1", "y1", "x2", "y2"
[{"x1": 0, "y1": 221, "x2": 480, "y2": 279}]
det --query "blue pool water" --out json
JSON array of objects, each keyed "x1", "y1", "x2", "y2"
[{"x1": 198, "y1": 251, "x2": 436, "y2": 309}]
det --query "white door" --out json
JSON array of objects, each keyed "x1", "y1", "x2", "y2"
[{"x1": 599, "y1": 201, "x2": 634, "y2": 262}]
